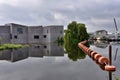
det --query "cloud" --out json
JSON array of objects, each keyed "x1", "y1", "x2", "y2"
[{"x1": 0, "y1": 0, "x2": 120, "y2": 32}]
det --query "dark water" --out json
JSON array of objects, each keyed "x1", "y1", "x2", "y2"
[{"x1": 0, "y1": 42, "x2": 120, "y2": 80}]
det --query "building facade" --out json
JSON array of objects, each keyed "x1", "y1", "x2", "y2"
[
  {"x1": 93, "y1": 30, "x2": 108, "y2": 39},
  {"x1": 0, "y1": 23, "x2": 64, "y2": 44}
]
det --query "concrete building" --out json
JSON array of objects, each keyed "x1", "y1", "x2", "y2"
[{"x1": 0, "y1": 23, "x2": 64, "y2": 44}]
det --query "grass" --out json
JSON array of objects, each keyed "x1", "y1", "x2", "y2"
[{"x1": 0, "y1": 44, "x2": 29, "y2": 50}]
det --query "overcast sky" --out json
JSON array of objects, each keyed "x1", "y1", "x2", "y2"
[{"x1": 0, "y1": 0, "x2": 120, "y2": 32}]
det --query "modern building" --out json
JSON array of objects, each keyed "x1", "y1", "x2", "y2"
[
  {"x1": 93, "y1": 30, "x2": 108, "y2": 40},
  {"x1": 0, "y1": 23, "x2": 63, "y2": 44}
]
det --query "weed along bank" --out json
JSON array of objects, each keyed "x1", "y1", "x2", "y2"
[{"x1": 0, "y1": 23, "x2": 63, "y2": 44}]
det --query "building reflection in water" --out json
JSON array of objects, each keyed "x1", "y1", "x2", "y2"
[
  {"x1": 0, "y1": 43, "x2": 64, "y2": 62},
  {"x1": 0, "y1": 48, "x2": 29, "y2": 62},
  {"x1": 90, "y1": 40, "x2": 109, "y2": 48}
]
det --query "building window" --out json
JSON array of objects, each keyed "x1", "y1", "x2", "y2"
[
  {"x1": 44, "y1": 45, "x2": 47, "y2": 48},
  {"x1": 17, "y1": 28, "x2": 23, "y2": 34},
  {"x1": 43, "y1": 35, "x2": 47, "y2": 38},
  {"x1": 60, "y1": 30, "x2": 62, "y2": 34},
  {"x1": 10, "y1": 34, "x2": 12, "y2": 39},
  {"x1": 34, "y1": 35, "x2": 39, "y2": 39},
  {"x1": 14, "y1": 35, "x2": 17, "y2": 39}
]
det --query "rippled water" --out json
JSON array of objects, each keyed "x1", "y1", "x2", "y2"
[{"x1": 0, "y1": 42, "x2": 119, "y2": 80}]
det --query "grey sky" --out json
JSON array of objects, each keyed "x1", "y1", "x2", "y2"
[{"x1": 0, "y1": 0, "x2": 120, "y2": 32}]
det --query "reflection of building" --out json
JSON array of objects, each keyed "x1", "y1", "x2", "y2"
[
  {"x1": 29, "y1": 44, "x2": 44, "y2": 57},
  {"x1": 43, "y1": 43, "x2": 64, "y2": 56},
  {"x1": 0, "y1": 23, "x2": 63, "y2": 44},
  {"x1": 29, "y1": 43, "x2": 64, "y2": 57},
  {"x1": 0, "y1": 50, "x2": 11, "y2": 60},
  {"x1": 0, "y1": 48, "x2": 29, "y2": 62},
  {"x1": 94, "y1": 40, "x2": 109, "y2": 48},
  {"x1": 0, "y1": 43, "x2": 64, "y2": 62},
  {"x1": 9, "y1": 48, "x2": 29, "y2": 62}
]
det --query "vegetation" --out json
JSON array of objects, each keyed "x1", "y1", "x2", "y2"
[
  {"x1": 0, "y1": 37, "x2": 29, "y2": 50},
  {"x1": 0, "y1": 44, "x2": 29, "y2": 50},
  {"x1": 64, "y1": 21, "x2": 89, "y2": 61}
]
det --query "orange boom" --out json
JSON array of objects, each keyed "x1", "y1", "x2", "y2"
[{"x1": 78, "y1": 40, "x2": 116, "y2": 71}]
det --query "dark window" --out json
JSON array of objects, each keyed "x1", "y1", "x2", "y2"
[
  {"x1": 17, "y1": 28, "x2": 23, "y2": 34},
  {"x1": 43, "y1": 35, "x2": 47, "y2": 38},
  {"x1": 14, "y1": 35, "x2": 17, "y2": 39},
  {"x1": 34, "y1": 45, "x2": 40, "y2": 48},
  {"x1": 60, "y1": 30, "x2": 62, "y2": 34},
  {"x1": 34, "y1": 35, "x2": 39, "y2": 39},
  {"x1": 10, "y1": 34, "x2": 12, "y2": 39},
  {"x1": 44, "y1": 45, "x2": 47, "y2": 48}
]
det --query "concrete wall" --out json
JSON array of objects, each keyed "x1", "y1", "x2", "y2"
[
  {"x1": 43, "y1": 25, "x2": 63, "y2": 43},
  {"x1": 9, "y1": 23, "x2": 28, "y2": 44},
  {"x1": 0, "y1": 26, "x2": 10, "y2": 44},
  {"x1": 42, "y1": 27, "x2": 50, "y2": 43},
  {"x1": 49, "y1": 25, "x2": 63, "y2": 42},
  {"x1": 28, "y1": 26, "x2": 43, "y2": 43}
]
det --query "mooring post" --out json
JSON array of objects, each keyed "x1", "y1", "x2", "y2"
[{"x1": 108, "y1": 44, "x2": 112, "y2": 80}]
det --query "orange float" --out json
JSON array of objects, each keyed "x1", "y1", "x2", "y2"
[
  {"x1": 87, "y1": 49, "x2": 93, "y2": 55},
  {"x1": 105, "y1": 65, "x2": 116, "y2": 71},
  {"x1": 90, "y1": 51, "x2": 97, "y2": 59},
  {"x1": 94, "y1": 54, "x2": 102, "y2": 61},
  {"x1": 98, "y1": 56, "x2": 109, "y2": 65}
]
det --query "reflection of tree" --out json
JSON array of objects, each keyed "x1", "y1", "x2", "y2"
[
  {"x1": 64, "y1": 21, "x2": 89, "y2": 61},
  {"x1": 67, "y1": 47, "x2": 86, "y2": 61}
]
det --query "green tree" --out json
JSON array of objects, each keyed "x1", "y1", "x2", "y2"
[{"x1": 64, "y1": 21, "x2": 89, "y2": 61}]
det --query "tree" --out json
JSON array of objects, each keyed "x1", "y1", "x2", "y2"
[{"x1": 64, "y1": 21, "x2": 89, "y2": 61}]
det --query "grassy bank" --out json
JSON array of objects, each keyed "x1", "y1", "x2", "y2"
[{"x1": 0, "y1": 44, "x2": 29, "y2": 50}]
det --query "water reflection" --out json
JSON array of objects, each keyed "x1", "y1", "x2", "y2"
[
  {"x1": 64, "y1": 41, "x2": 89, "y2": 61},
  {"x1": 90, "y1": 40, "x2": 109, "y2": 48},
  {"x1": 90, "y1": 40, "x2": 120, "y2": 48},
  {"x1": 0, "y1": 43, "x2": 64, "y2": 62},
  {"x1": 0, "y1": 48, "x2": 29, "y2": 62},
  {"x1": 0, "y1": 41, "x2": 119, "y2": 80},
  {"x1": 91, "y1": 41, "x2": 120, "y2": 80}
]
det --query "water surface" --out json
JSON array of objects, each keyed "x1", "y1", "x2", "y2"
[{"x1": 0, "y1": 42, "x2": 119, "y2": 80}]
